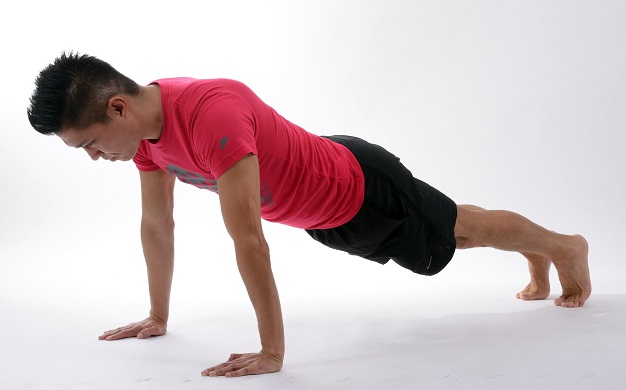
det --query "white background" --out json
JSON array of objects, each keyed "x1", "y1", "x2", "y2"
[{"x1": 1, "y1": 1, "x2": 625, "y2": 389}]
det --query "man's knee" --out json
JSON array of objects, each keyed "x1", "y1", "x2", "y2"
[
  {"x1": 454, "y1": 205, "x2": 486, "y2": 249},
  {"x1": 455, "y1": 236, "x2": 472, "y2": 249}
]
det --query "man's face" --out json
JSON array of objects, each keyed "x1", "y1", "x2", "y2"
[{"x1": 58, "y1": 117, "x2": 141, "y2": 162}]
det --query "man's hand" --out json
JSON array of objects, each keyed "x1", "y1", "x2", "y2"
[
  {"x1": 98, "y1": 315, "x2": 167, "y2": 341},
  {"x1": 201, "y1": 350, "x2": 283, "y2": 378}
]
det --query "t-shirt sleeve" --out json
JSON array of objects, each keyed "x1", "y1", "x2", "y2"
[
  {"x1": 132, "y1": 142, "x2": 160, "y2": 172},
  {"x1": 191, "y1": 91, "x2": 258, "y2": 179}
]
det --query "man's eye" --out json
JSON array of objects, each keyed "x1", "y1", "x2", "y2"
[{"x1": 85, "y1": 140, "x2": 95, "y2": 148}]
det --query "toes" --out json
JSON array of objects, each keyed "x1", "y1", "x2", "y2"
[
  {"x1": 518, "y1": 287, "x2": 549, "y2": 301},
  {"x1": 519, "y1": 292, "x2": 534, "y2": 301},
  {"x1": 516, "y1": 284, "x2": 531, "y2": 300},
  {"x1": 516, "y1": 289, "x2": 532, "y2": 300},
  {"x1": 555, "y1": 295, "x2": 585, "y2": 308}
]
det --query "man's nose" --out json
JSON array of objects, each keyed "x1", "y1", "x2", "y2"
[{"x1": 83, "y1": 146, "x2": 102, "y2": 161}]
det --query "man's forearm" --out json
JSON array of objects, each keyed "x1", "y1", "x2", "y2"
[
  {"x1": 234, "y1": 238, "x2": 285, "y2": 359},
  {"x1": 141, "y1": 220, "x2": 175, "y2": 323}
]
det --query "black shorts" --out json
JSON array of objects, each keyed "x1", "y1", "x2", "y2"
[{"x1": 305, "y1": 135, "x2": 457, "y2": 276}]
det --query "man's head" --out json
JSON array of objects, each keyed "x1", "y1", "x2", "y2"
[
  {"x1": 27, "y1": 52, "x2": 140, "y2": 136},
  {"x1": 27, "y1": 52, "x2": 159, "y2": 162}
]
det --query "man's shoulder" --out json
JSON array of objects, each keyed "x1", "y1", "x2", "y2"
[
  {"x1": 151, "y1": 77, "x2": 248, "y2": 91},
  {"x1": 154, "y1": 78, "x2": 254, "y2": 108}
]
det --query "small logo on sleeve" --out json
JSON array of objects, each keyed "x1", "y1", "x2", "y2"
[
  {"x1": 219, "y1": 136, "x2": 229, "y2": 150},
  {"x1": 260, "y1": 181, "x2": 274, "y2": 207}
]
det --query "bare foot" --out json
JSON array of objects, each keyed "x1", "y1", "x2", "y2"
[
  {"x1": 516, "y1": 253, "x2": 551, "y2": 300},
  {"x1": 552, "y1": 235, "x2": 591, "y2": 308}
]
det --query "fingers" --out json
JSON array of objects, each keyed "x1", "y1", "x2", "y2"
[
  {"x1": 202, "y1": 362, "x2": 248, "y2": 377},
  {"x1": 98, "y1": 323, "x2": 138, "y2": 340},
  {"x1": 227, "y1": 353, "x2": 244, "y2": 362},
  {"x1": 137, "y1": 324, "x2": 166, "y2": 339},
  {"x1": 98, "y1": 319, "x2": 167, "y2": 341},
  {"x1": 201, "y1": 352, "x2": 283, "y2": 378},
  {"x1": 99, "y1": 325, "x2": 140, "y2": 341},
  {"x1": 201, "y1": 363, "x2": 228, "y2": 376},
  {"x1": 224, "y1": 366, "x2": 253, "y2": 378},
  {"x1": 202, "y1": 354, "x2": 247, "y2": 376}
]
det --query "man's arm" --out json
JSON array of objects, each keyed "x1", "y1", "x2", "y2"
[
  {"x1": 99, "y1": 169, "x2": 175, "y2": 340},
  {"x1": 201, "y1": 153, "x2": 284, "y2": 377}
]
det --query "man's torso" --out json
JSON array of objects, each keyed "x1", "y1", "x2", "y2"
[{"x1": 133, "y1": 78, "x2": 364, "y2": 229}]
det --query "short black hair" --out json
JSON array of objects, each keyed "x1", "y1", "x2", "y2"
[{"x1": 27, "y1": 52, "x2": 140, "y2": 135}]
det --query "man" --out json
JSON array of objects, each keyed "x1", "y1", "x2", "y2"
[{"x1": 27, "y1": 52, "x2": 591, "y2": 378}]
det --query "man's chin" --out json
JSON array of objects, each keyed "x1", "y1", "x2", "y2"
[
  {"x1": 105, "y1": 155, "x2": 132, "y2": 162},
  {"x1": 108, "y1": 148, "x2": 138, "y2": 162}
]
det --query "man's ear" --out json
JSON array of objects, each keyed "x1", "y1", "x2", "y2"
[{"x1": 108, "y1": 96, "x2": 127, "y2": 118}]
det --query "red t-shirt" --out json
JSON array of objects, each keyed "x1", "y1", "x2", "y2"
[{"x1": 133, "y1": 78, "x2": 364, "y2": 229}]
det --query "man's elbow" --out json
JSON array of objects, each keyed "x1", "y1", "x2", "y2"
[
  {"x1": 141, "y1": 216, "x2": 175, "y2": 235},
  {"x1": 234, "y1": 234, "x2": 270, "y2": 262}
]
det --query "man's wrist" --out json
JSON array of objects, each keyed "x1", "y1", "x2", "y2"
[
  {"x1": 149, "y1": 312, "x2": 168, "y2": 324},
  {"x1": 260, "y1": 343, "x2": 285, "y2": 360},
  {"x1": 260, "y1": 349, "x2": 283, "y2": 364}
]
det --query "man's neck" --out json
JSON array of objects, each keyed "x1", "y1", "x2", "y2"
[{"x1": 139, "y1": 84, "x2": 163, "y2": 141}]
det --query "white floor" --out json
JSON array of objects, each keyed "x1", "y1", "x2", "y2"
[{"x1": 2, "y1": 261, "x2": 624, "y2": 390}]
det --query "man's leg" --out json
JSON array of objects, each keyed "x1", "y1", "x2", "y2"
[
  {"x1": 454, "y1": 204, "x2": 591, "y2": 308},
  {"x1": 517, "y1": 252, "x2": 552, "y2": 300}
]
